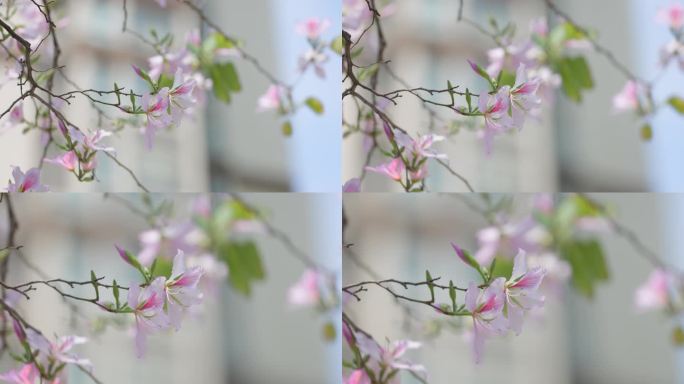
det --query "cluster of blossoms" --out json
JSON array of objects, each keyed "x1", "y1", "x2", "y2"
[
  {"x1": 0, "y1": 0, "x2": 331, "y2": 190},
  {"x1": 256, "y1": 17, "x2": 334, "y2": 135},
  {"x1": 0, "y1": 290, "x2": 90, "y2": 383},
  {"x1": 343, "y1": 325, "x2": 426, "y2": 384},
  {"x1": 116, "y1": 247, "x2": 204, "y2": 357},
  {"x1": 343, "y1": 195, "x2": 615, "y2": 381},
  {"x1": 612, "y1": 3, "x2": 684, "y2": 139}
]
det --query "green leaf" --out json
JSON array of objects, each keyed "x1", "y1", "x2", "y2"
[
  {"x1": 282, "y1": 121, "x2": 293, "y2": 136},
  {"x1": 556, "y1": 56, "x2": 594, "y2": 102},
  {"x1": 489, "y1": 257, "x2": 514, "y2": 279},
  {"x1": 668, "y1": 97, "x2": 684, "y2": 114},
  {"x1": 425, "y1": 270, "x2": 435, "y2": 301},
  {"x1": 219, "y1": 241, "x2": 265, "y2": 296},
  {"x1": 322, "y1": 322, "x2": 337, "y2": 341},
  {"x1": 561, "y1": 240, "x2": 609, "y2": 298},
  {"x1": 210, "y1": 62, "x2": 241, "y2": 103},
  {"x1": 304, "y1": 97, "x2": 324, "y2": 114},
  {"x1": 112, "y1": 280, "x2": 120, "y2": 309},
  {"x1": 150, "y1": 257, "x2": 173, "y2": 278},
  {"x1": 356, "y1": 63, "x2": 378, "y2": 82},
  {"x1": 497, "y1": 70, "x2": 516, "y2": 88},
  {"x1": 641, "y1": 123, "x2": 653, "y2": 141},
  {"x1": 330, "y1": 36, "x2": 344, "y2": 55},
  {"x1": 448, "y1": 280, "x2": 457, "y2": 311}
]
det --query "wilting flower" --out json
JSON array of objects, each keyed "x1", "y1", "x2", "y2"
[
  {"x1": 141, "y1": 89, "x2": 172, "y2": 149},
  {"x1": 365, "y1": 158, "x2": 405, "y2": 182},
  {"x1": 128, "y1": 277, "x2": 169, "y2": 358},
  {"x1": 44, "y1": 151, "x2": 78, "y2": 172},
  {"x1": 465, "y1": 278, "x2": 508, "y2": 363},
  {"x1": 25, "y1": 329, "x2": 91, "y2": 369},
  {"x1": 256, "y1": 84, "x2": 285, "y2": 112},
  {"x1": 165, "y1": 250, "x2": 204, "y2": 330},
  {"x1": 504, "y1": 250, "x2": 546, "y2": 334},
  {"x1": 478, "y1": 88, "x2": 513, "y2": 155},
  {"x1": 635, "y1": 269, "x2": 672, "y2": 312},
  {"x1": 657, "y1": 3, "x2": 684, "y2": 30},
  {"x1": 296, "y1": 18, "x2": 331, "y2": 40},
  {"x1": 288, "y1": 269, "x2": 323, "y2": 308},
  {"x1": 6, "y1": 167, "x2": 48, "y2": 192},
  {"x1": 343, "y1": 178, "x2": 361, "y2": 192},
  {"x1": 612, "y1": 80, "x2": 642, "y2": 113}
]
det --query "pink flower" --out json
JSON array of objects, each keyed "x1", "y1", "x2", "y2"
[
  {"x1": 165, "y1": 250, "x2": 204, "y2": 330},
  {"x1": 475, "y1": 217, "x2": 545, "y2": 266},
  {"x1": 44, "y1": 151, "x2": 78, "y2": 172},
  {"x1": 6, "y1": 167, "x2": 48, "y2": 192},
  {"x1": 155, "y1": 0, "x2": 167, "y2": 7},
  {"x1": 256, "y1": 85, "x2": 284, "y2": 112},
  {"x1": 168, "y1": 71, "x2": 197, "y2": 125},
  {"x1": 365, "y1": 158, "x2": 405, "y2": 182},
  {"x1": 68, "y1": 127, "x2": 116, "y2": 155},
  {"x1": 612, "y1": 80, "x2": 642, "y2": 113},
  {"x1": 660, "y1": 40, "x2": 684, "y2": 70},
  {"x1": 288, "y1": 269, "x2": 322, "y2": 308},
  {"x1": 0, "y1": 364, "x2": 40, "y2": 384},
  {"x1": 394, "y1": 132, "x2": 447, "y2": 161},
  {"x1": 635, "y1": 269, "x2": 672, "y2": 312},
  {"x1": 344, "y1": 370, "x2": 371, "y2": 384},
  {"x1": 8, "y1": 103, "x2": 23, "y2": 125},
  {"x1": 509, "y1": 64, "x2": 541, "y2": 127},
  {"x1": 25, "y1": 329, "x2": 91, "y2": 369},
  {"x1": 352, "y1": 331, "x2": 426, "y2": 382},
  {"x1": 658, "y1": 3, "x2": 684, "y2": 30},
  {"x1": 128, "y1": 277, "x2": 170, "y2": 358},
  {"x1": 504, "y1": 250, "x2": 546, "y2": 334},
  {"x1": 343, "y1": 178, "x2": 361, "y2": 192},
  {"x1": 299, "y1": 49, "x2": 329, "y2": 78},
  {"x1": 142, "y1": 89, "x2": 172, "y2": 149},
  {"x1": 478, "y1": 88, "x2": 513, "y2": 155},
  {"x1": 465, "y1": 278, "x2": 508, "y2": 363},
  {"x1": 296, "y1": 18, "x2": 331, "y2": 40}
]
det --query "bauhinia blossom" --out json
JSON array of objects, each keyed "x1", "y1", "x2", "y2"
[
  {"x1": 465, "y1": 278, "x2": 508, "y2": 363},
  {"x1": 296, "y1": 18, "x2": 331, "y2": 41},
  {"x1": 128, "y1": 277, "x2": 169, "y2": 358},
  {"x1": 165, "y1": 250, "x2": 204, "y2": 330},
  {"x1": 635, "y1": 269, "x2": 672, "y2": 312},
  {"x1": 44, "y1": 151, "x2": 78, "y2": 172},
  {"x1": 343, "y1": 178, "x2": 361, "y2": 192},
  {"x1": 504, "y1": 250, "x2": 546, "y2": 334},
  {"x1": 25, "y1": 329, "x2": 91, "y2": 370},
  {"x1": 141, "y1": 89, "x2": 172, "y2": 149},
  {"x1": 256, "y1": 84, "x2": 285, "y2": 113},
  {"x1": 657, "y1": 3, "x2": 684, "y2": 30},
  {"x1": 509, "y1": 64, "x2": 541, "y2": 127},
  {"x1": 0, "y1": 364, "x2": 59, "y2": 384},
  {"x1": 351, "y1": 330, "x2": 426, "y2": 383},
  {"x1": 6, "y1": 167, "x2": 48, "y2": 192},
  {"x1": 288, "y1": 269, "x2": 323, "y2": 308},
  {"x1": 478, "y1": 88, "x2": 514, "y2": 155},
  {"x1": 612, "y1": 80, "x2": 643, "y2": 113},
  {"x1": 365, "y1": 158, "x2": 405, "y2": 182}
]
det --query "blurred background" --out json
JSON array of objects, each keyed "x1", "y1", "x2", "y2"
[
  {"x1": 342, "y1": 0, "x2": 684, "y2": 192},
  {"x1": 0, "y1": 193, "x2": 340, "y2": 384},
  {"x1": 0, "y1": 0, "x2": 341, "y2": 192},
  {"x1": 343, "y1": 193, "x2": 681, "y2": 383}
]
